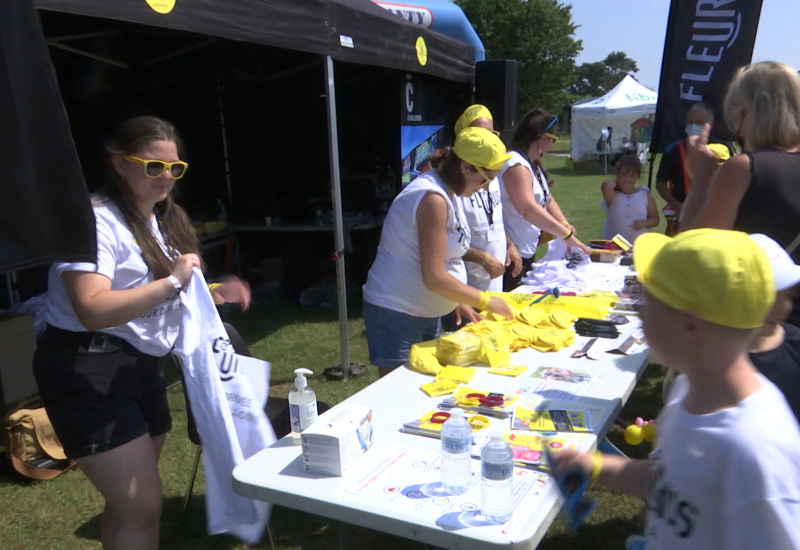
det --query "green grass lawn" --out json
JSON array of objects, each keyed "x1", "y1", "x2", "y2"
[{"x1": 0, "y1": 154, "x2": 668, "y2": 550}]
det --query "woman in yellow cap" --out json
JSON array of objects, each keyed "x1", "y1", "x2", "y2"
[
  {"x1": 453, "y1": 105, "x2": 522, "y2": 297},
  {"x1": 362, "y1": 127, "x2": 515, "y2": 377},
  {"x1": 499, "y1": 109, "x2": 589, "y2": 290}
]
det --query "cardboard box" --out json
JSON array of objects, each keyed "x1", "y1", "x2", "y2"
[
  {"x1": 0, "y1": 314, "x2": 39, "y2": 410},
  {"x1": 589, "y1": 249, "x2": 622, "y2": 263},
  {"x1": 301, "y1": 405, "x2": 373, "y2": 476}
]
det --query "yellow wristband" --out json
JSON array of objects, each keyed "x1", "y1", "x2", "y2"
[
  {"x1": 481, "y1": 251, "x2": 490, "y2": 266},
  {"x1": 476, "y1": 291, "x2": 491, "y2": 311},
  {"x1": 457, "y1": 397, "x2": 481, "y2": 408},
  {"x1": 208, "y1": 283, "x2": 225, "y2": 304},
  {"x1": 560, "y1": 220, "x2": 570, "y2": 226},
  {"x1": 563, "y1": 228, "x2": 574, "y2": 240},
  {"x1": 588, "y1": 451, "x2": 604, "y2": 488},
  {"x1": 467, "y1": 415, "x2": 490, "y2": 430}
]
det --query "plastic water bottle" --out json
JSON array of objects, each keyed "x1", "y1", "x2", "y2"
[
  {"x1": 440, "y1": 408, "x2": 473, "y2": 494},
  {"x1": 481, "y1": 426, "x2": 514, "y2": 524}
]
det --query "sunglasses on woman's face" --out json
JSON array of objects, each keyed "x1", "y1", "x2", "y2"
[{"x1": 122, "y1": 155, "x2": 189, "y2": 179}]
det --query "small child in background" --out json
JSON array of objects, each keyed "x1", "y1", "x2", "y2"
[
  {"x1": 749, "y1": 233, "x2": 800, "y2": 424},
  {"x1": 600, "y1": 155, "x2": 659, "y2": 243}
]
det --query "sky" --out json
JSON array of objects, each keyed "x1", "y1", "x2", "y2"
[{"x1": 565, "y1": 0, "x2": 800, "y2": 91}]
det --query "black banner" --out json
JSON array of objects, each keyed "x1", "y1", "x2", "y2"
[
  {"x1": 650, "y1": 0, "x2": 763, "y2": 153},
  {"x1": 0, "y1": 2, "x2": 96, "y2": 272}
]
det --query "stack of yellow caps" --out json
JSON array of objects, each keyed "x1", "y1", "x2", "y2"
[{"x1": 435, "y1": 331, "x2": 483, "y2": 366}]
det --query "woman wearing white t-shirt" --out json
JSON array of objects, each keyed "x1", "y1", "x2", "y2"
[
  {"x1": 500, "y1": 109, "x2": 589, "y2": 289},
  {"x1": 363, "y1": 127, "x2": 515, "y2": 377},
  {"x1": 32, "y1": 116, "x2": 250, "y2": 550},
  {"x1": 453, "y1": 105, "x2": 522, "y2": 294}
]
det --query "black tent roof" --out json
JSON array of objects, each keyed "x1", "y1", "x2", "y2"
[{"x1": 33, "y1": 0, "x2": 475, "y2": 83}]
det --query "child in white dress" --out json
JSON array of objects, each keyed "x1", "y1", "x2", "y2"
[{"x1": 601, "y1": 154, "x2": 659, "y2": 242}]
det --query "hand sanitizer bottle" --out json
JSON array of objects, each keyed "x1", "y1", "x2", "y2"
[{"x1": 289, "y1": 368, "x2": 318, "y2": 443}]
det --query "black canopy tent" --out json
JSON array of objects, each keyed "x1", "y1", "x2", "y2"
[
  {"x1": 33, "y1": 0, "x2": 474, "y2": 83},
  {"x1": 0, "y1": 1, "x2": 96, "y2": 276},
  {"x1": 27, "y1": 0, "x2": 475, "y2": 376}
]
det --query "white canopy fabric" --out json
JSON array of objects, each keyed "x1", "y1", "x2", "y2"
[{"x1": 570, "y1": 75, "x2": 657, "y2": 161}]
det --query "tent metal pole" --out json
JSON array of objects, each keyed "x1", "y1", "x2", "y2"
[
  {"x1": 324, "y1": 55, "x2": 351, "y2": 380},
  {"x1": 216, "y1": 78, "x2": 233, "y2": 208}
]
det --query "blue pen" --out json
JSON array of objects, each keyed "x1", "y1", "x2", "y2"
[{"x1": 529, "y1": 286, "x2": 560, "y2": 306}]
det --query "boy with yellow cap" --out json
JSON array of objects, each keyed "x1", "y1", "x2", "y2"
[{"x1": 552, "y1": 229, "x2": 800, "y2": 548}]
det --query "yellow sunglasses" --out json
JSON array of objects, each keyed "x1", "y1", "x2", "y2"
[
  {"x1": 545, "y1": 133, "x2": 559, "y2": 143},
  {"x1": 122, "y1": 155, "x2": 189, "y2": 179}
]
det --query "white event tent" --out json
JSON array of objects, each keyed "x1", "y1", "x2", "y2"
[{"x1": 570, "y1": 75, "x2": 657, "y2": 161}]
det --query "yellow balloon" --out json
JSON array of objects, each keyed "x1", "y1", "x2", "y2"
[
  {"x1": 641, "y1": 422, "x2": 657, "y2": 443},
  {"x1": 624, "y1": 424, "x2": 643, "y2": 445},
  {"x1": 145, "y1": 0, "x2": 176, "y2": 14}
]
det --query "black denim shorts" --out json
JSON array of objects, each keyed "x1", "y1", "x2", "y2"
[{"x1": 32, "y1": 325, "x2": 172, "y2": 459}]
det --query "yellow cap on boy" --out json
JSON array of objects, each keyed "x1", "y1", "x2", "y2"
[{"x1": 633, "y1": 229, "x2": 775, "y2": 329}]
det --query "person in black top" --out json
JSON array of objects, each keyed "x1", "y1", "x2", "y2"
[{"x1": 682, "y1": 61, "x2": 800, "y2": 327}]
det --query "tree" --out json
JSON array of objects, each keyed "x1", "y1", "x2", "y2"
[
  {"x1": 570, "y1": 51, "x2": 639, "y2": 97},
  {"x1": 456, "y1": 0, "x2": 581, "y2": 116}
]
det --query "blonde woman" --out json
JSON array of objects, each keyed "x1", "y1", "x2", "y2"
[{"x1": 682, "y1": 61, "x2": 800, "y2": 325}]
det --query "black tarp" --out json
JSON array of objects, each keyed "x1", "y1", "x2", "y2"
[
  {"x1": 2, "y1": 0, "x2": 473, "y2": 286},
  {"x1": 33, "y1": 0, "x2": 475, "y2": 83},
  {"x1": 650, "y1": 0, "x2": 762, "y2": 153},
  {"x1": 0, "y1": 1, "x2": 96, "y2": 272}
]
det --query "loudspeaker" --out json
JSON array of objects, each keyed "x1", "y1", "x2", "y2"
[{"x1": 475, "y1": 60, "x2": 520, "y2": 132}]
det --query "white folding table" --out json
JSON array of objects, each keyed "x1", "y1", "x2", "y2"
[{"x1": 233, "y1": 271, "x2": 649, "y2": 549}]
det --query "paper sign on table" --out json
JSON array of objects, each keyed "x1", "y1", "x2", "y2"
[
  {"x1": 419, "y1": 379, "x2": 459, "y2": 397},
  {"x1": 488, "y1": 363, "x2": 529, "y2": 377},
  {"x1": 434, "y1": 365, "x2": 476, "y2": 384}
]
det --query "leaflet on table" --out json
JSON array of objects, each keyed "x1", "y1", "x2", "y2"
[
  {"x1": 514, "y1": 366, "x2": 595, "y2": 402},
  {"x1": 511, "y1": 400, "x2": 604, "y2": 433},
  {"x1": 469, "y1": 430, "x2": 592, "y2": 471},
  {"x1": 437, "y1": 385, "x2": 521, "y2": 418},
  {"x1": 607, "y1": 327, "x2": 646, "y2": 355},
  {"x1": 487, "y1": 362, "x2": 530, "y2": 377},
  {"x1": 342, "y1": 444, "x2": 551, "y2": 538}
]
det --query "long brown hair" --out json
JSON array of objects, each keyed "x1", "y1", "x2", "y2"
[
  {"x1": 99, "y1": 116, "x2": 200, "y2": 279},
  {"x1": 428, "y1": 147, "x2": 483, "y2": 196},
  {"x1": 511, "y1": 108, "x2": 557, "y2": 188}
]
